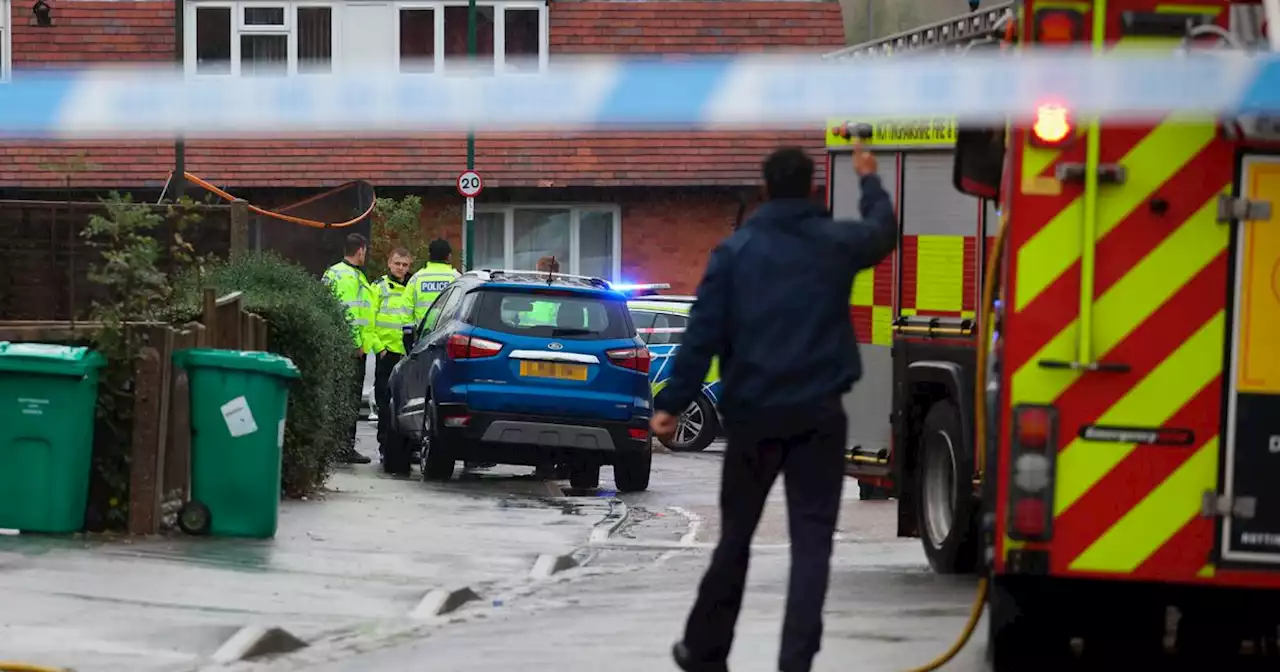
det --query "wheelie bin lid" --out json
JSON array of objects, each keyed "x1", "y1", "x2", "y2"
[
  {"x1": 0, "y1": 342, "x2": 106, "y2": 377},
  {"x1": 174, "y1": 348, "x2": 301, "y2": 380}
]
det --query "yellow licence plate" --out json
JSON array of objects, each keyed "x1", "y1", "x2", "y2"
[{"x1": 519, "y1": 361, "x2": 588, "y2": 381}]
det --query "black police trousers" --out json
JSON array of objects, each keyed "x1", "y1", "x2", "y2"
[{"x1": 682, "y1": 398, "x2": 847, "y2": 672}]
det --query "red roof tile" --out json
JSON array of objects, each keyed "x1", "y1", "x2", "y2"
[{"x1": 0, "y1": 131, "x2": 827, "y2": 188}]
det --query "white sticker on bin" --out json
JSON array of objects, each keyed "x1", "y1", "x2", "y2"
[
  {"x1": 278, "y1": 418, "x2": 286, "y2": 449},
  {"x1": 221, "y1": 396, "x2": 259, "y2": 438}
]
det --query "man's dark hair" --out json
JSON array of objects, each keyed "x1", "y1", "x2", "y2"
[
  {"x1": 762, "y1": 146, "x2": 815, "y2": 200},
  {"x1": 344, "y1": 233, "x2": 368, "y2": 257},
  {"x1": 428, "y1": 239, "x2": 452, "y2": 262}
]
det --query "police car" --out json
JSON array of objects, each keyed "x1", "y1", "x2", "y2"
[{"x1": 623, "y1": 293, "x2": 724, "y2": 453}]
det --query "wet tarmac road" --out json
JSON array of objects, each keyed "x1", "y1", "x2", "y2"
[
  {"x1": 240, "y1": 442, "x2": 989, "y2": 672},
  {"x1": 0, "y1": 424, "x2": 617, "y2": 671}
]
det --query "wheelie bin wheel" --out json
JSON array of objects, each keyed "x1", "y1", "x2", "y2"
[{"x1": 178, "y1": 501, "x2": 212, "y2": 536}]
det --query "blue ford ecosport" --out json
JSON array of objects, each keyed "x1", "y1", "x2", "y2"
[{"x1": 387, "y1": 270, "x2": 654, "y2": 492}]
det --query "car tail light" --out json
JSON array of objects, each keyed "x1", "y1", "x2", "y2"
[
  {"x1": 1007, "y1": 404, "x2": 1058, "y2": 542},
  {"x1": 606, "y1": 347, "x2": 651, "y2": 374},
  {"x1": 627, "y1": 428, "x2": 648, "y2": 441},
  {"x1": 1030, "y1": 103, "x2": 1074, "y2": 148},
  {"x1": 447, "y1": 333, "x2": 503, "y2": 359},
  {"x1": 442, "y1": 414, "x2": 470, "y2": 428}
]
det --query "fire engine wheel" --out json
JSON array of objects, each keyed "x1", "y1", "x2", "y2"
[{"x1": 916, "y1": 399, "x2": 978, "y2": 575}]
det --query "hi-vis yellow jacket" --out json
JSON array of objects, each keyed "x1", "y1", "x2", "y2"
[
  {"x1": 322, "y1": 261, "x2": 375, "y2": 351},
  {"x1": 371, "y1": 274, "x2": 414, "y2": 355},
  {"x1": 405, "y1": 262, "x2": 460, "y2": 326}
]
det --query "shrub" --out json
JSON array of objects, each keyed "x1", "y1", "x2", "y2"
[
  {"x1": 369, "y1": 195, "x2": 433, "y2": 271},
  {"x1": 80, "y1": 193, "x2": 210, "y2": 531},
  {"x1": 170, "y1": 252, "x2": 357, "y2": 496}
]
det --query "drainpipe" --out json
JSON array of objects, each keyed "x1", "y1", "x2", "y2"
[{"x1": 173, "y1": 0, "x2": 186, "y2": 201}]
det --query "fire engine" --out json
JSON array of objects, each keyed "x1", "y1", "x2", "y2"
[{"x1": 829, "y1": 1, "x2": 1280, "y2": 667}]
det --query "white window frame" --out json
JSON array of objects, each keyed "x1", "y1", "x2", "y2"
[
  {"x1": 184, "y1": 0, "x2": 339, "y2": 76},
  {"x1": 470, "y1": 204, "x2": 623, "y2": 281},
  {"x1": 0, "y1": 0, "x2": 11, "y2": 82},
  {"x1": 394, "y1": 0, "x2": 549, "y2": 74}
]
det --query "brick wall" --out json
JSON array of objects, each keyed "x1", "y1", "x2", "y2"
[
  {"x1": 10, "y1": 1, "x2": 175, "y2": 67},
  {"x1": 371, "y1": 187, "x2": 738, "y2": 293},
  {"x1": 551, "y1": 1, "x2": 844, "y2": 53}
]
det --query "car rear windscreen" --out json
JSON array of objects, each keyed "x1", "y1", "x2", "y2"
[{"x1": 471, "y1": 289, "x2": 634, "y2": 340}]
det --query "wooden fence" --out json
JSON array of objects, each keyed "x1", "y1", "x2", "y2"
[
  {"x1": 0, "y1": 198, "x2": 249, "y2": 321},
  {"x1": 0, "y1": 288, "x2": 267, "y2": 535}
]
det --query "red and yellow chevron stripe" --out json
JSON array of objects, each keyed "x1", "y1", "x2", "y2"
[{"x1": 1001, "y1": 111, "x2": 1233, "y2": 583}]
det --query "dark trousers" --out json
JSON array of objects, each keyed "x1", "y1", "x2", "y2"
[
  {"x1": 346, "y1": 353, "x2": 364, "y2": 446},
  {"x1": 374, "y1": 351, "x2": 402, "y2": 447},
  {"x1": 683, "y1": 400, "x2": 847, "y2": 672}
]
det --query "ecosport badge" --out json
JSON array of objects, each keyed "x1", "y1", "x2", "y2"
[{"x1": 547, "y1": 342, "x2": 564, "y2": 350}]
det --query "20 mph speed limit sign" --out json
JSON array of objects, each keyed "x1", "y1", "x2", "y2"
[{"x1": 457, "y1": 171, "x2": 484, "y2": 198}]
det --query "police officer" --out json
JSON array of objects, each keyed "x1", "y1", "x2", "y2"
[
  {"x1": 655, "y1": 144, "x2": 895, "y2": 672},
  {"x1": 322, "y1": 233, "x2": 376, "y2": 465},
  {"x1": 406, "y1": 240, "x2": 460, "y2": 326},
  {"x1": 371, "y1": 246, "x2": 416, "y2": 474}
]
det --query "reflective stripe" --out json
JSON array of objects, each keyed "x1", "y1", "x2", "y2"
[
  {"x1": 376, "y1": 319, "x2": 412, "y2": 329},
  {"x1": 344, "y1": 300, "x2": 372, "y2": 308},
  {"x1": 351, "y1": 318, "x2": 370, "y2": 326}
]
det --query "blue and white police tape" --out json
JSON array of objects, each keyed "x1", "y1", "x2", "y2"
[{"x1": 1, "y1": 50, "x2": 1279, "y2": 137}]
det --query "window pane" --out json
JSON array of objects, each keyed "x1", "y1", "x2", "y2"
[
  {"x1": 399, "y1": 9, "x2": 436, "y2": 73},
  {"x1": 512, "y1": 209, "x2": 570, "y2": 272},
  {"x1": 474, "y1": 291, "x2": 632, "y2": 340},
  {"x1": 195, "y1": 7, "x2": 232, "y2": 74},
  {"x1": 578, "y1": 210, "x2": 615, "y2": 280},
  {"x1": 473, "y1": 212, "x2": 505, "y2": 270},
  {"x1": 297, "y1": 7, "x2": 332, "y2": 74},
  {"x1": 503, "y1": 8, "x2": 540, "y2": 72},
  {"x1": 244, "y1": 6, "x2": 285, "y2": 26},
  {"x1": 443, "y1": 6, "x2": 495, "y2": 73},
  {"x1": 241, "y1": 34, "x2": 288, "y2": 76}
]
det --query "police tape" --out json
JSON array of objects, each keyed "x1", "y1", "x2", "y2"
[{"x1": 0, "y1": 49, "x2": 1277, "y2": 137}]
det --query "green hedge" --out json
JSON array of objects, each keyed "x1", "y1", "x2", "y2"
[{"x1": 171, "y1": 252, "x2": 357, "y2": 496}]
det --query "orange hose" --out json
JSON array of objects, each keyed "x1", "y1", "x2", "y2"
[{"x1": 173, "y1": 172, "x2": 376, "y2": 229}]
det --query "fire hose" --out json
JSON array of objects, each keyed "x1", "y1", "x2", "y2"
[{"x1": 901, "y1": 200, "x2": 1008, "y2": 672}]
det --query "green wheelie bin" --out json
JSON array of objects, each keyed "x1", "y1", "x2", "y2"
[
  {"x1": 0, "y1": 342, "x2": 106, "y2": 533},
  {"x1": 174, "y1": 348, "x2": 300, "y2": 539}
]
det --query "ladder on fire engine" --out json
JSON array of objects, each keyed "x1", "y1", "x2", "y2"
[{"x1": 823, "y1": 1, "x2": 1015, "y2": 60}]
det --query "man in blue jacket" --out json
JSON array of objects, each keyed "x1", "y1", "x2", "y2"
[{"x1": 654, "y1": 143, "x2": 895, "y2": 672}]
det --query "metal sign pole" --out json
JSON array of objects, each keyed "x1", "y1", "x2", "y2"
[{"x1": 463, "y1": 0, "x2": 478, "y2": 271}]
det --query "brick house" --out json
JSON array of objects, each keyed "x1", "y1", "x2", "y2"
[{"x1": 0, "y1": 0, "x2": 845, "y2": 292}]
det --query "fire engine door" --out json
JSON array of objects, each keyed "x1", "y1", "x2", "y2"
[{"x1": 1220, "y1": 155, "x2": 1280, "y2": 565}]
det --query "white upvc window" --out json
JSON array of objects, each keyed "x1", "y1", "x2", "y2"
[
  {"x1": 395, "y1": 1, "x2": 548, "y2": 74},
  {"x1": 470, "y1": 205, "x2": 622, "y2": 281},
  {"x1": 0, "y1": 0, "x2": 11, "y2": 82},
  {"x1": 185, "y1": 1, "x2": 337, "y2": 76}
]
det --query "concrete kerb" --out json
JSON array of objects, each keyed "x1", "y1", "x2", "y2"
[
  {"x1": 197, "y1": 495, "x2": 628, "y2": 669},
  {"x1": 410, "y1": 586, "x2": 484, "y2": 619},
  {"x1": 210, "y1": 626, "x2": 308, "y2": 664}
]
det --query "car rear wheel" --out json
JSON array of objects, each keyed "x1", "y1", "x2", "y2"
[
  {"x1": 420, "y1": 402, "x2": 455, "y2": 483},
  {"x1": 660, "y1": 395, "x2": 717, "y2": 452},
  {"x1": 614, "y1": 446, "x2": 652, "y2": 493}
]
